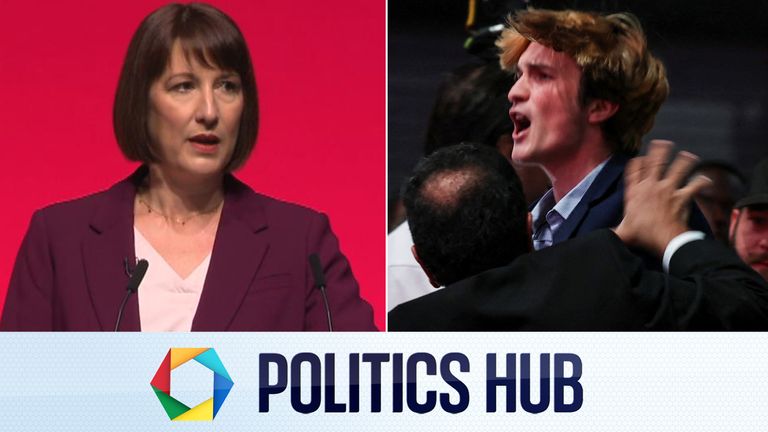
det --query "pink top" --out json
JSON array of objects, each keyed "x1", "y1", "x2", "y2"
[{"x1": 135, "y1": 228, "x2": 211, "y2": 332}]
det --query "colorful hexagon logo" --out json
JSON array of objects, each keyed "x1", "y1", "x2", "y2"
[{"x1": 150, "y1": 348, "x2": 234, "y2": 421}]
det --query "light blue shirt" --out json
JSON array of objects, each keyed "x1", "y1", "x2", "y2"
[{"x1": 531, "y1": 157, "x2": 611, "y2": 250}]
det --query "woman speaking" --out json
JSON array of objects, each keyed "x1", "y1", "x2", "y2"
[{"x1": 1, "y1": 3, "x2": 376, "y2": 331}]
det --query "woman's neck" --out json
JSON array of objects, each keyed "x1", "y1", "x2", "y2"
[{"x1": 141, "y1": 165, "x2": 225, "y2": 219}]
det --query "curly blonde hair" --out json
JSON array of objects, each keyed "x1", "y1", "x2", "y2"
[{"x1": 497, "y1": 9, "x2": 669, "y2": 154}]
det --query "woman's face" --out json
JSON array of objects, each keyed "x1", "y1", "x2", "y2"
[{"x1": 147, "y1": 41, "x2": 243, "y2": 178}]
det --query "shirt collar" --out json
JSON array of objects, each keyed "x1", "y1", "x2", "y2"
[{"x1": 530, "y1": 156, "x2": 612, "y2": 230}]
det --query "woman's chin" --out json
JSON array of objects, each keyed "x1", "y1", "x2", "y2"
[{"x1": 154, "y1": 160, "x2": 229, "y2": 179}]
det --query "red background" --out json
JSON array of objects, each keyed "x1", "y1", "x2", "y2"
[{"x1": 0, "y1": 0, "x2": 385, "y2": 329}]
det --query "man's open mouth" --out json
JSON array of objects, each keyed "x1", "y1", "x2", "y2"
[{"x1": 511, "y1": 113, "x2": 531, "y2": 134}]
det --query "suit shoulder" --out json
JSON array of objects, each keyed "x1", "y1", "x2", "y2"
[
  {"x1": 388, "y1": 285, "x2": 463, "y2": 331},
  {"x1": 225, "y1": 175, "x2": 323, "y2": 218},
  {"x1": 252, "y1": 192, "x2": 326, "y2": 220},
  {"x1": 228, "y1": 178, "x2": 329, "y2": 230},
  {"x1": 31, "y1": 188, "x2": 111, "y2": 226}
]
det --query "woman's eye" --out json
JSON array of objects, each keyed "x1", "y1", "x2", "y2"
[
  {"x1": 171, "y1": 82, "x2": 195, "y2": 93},
  {"x1": 218, "y1": 80, "x2": 241, "y2": 93}
]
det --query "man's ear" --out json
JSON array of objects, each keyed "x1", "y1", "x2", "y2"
[
  {"x1": 411, "y1": 245, "x2": 441, "y2": 288},
  {"x1": 527, "y1": 212, "x2": 533, "y2": 252},
  {"x1": 587, "y1": 98, "x2": 619, "y2": 125},
  {"x1": 729, "y1": 208, "x2": 741, "y2": 243}
]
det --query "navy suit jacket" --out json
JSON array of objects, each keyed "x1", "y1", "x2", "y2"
[
  {"x1": 548, "y1": 154, "x2": 711, "y2": 246},
  {"x1": 1, "y1": 167, "x2": 376, "y2": 331}
]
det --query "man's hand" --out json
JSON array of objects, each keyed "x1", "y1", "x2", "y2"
[{"x1": 614, "y1": 140, "x2": 712, "y2": 256}]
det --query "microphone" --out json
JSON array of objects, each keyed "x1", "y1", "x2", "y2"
[
  {"x1": 114, "y1": 259, "x2": 148, "y2": 331},
  {"x1": 309, "y1": 254, "x2": 333, "y2": 332}
]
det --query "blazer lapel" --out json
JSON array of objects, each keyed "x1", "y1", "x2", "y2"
[
  {"x1": 553, "y1": 154, "x2": 629, "y2": 243},
  {"x1": 191, "y1": 176, "x2": 269, "y2": 331},
  {"x1": 82, "y1": 168, "x2": 144, "y2": 331}
]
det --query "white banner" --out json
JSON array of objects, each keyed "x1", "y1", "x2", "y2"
[{"x1": 0, "y1": 333, "x2": 765, "y2": 430}]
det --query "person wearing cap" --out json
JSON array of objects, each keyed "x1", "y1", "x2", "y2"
[{"x1": 730, "y1": 159, "x2": 768, "y2": 281}]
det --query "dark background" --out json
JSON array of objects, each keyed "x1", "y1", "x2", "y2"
[{"x1": 389, "y1": 0, "x2": 768, "y2": 224}]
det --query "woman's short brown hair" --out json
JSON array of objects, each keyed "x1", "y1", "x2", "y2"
[
  {"x1": 113, "y1": 3, "x2": 258, "y2": 171},
  {"x1": 497, "y1": 9, "x2": 669, "y2": 154}
]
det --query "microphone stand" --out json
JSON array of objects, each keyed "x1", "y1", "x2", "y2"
[
  {"x1": 114, "y1": 259, "x2": 149, "y2": 331},
  {"x1": 309, "y1": 254, "x2": 333, "y2": 332}
]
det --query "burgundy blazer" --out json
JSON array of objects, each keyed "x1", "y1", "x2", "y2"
[{"x1": 1, "y1": 167, "x2": 376, "y2": 331}]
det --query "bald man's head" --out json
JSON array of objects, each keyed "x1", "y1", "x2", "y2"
[{"x1": 403, "y1": 144, "x2": 529, "y2": 285}]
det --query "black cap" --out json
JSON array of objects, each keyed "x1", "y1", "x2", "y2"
[{"x1": 735, "y1": 158, "x2": 768, "y2": 208}]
